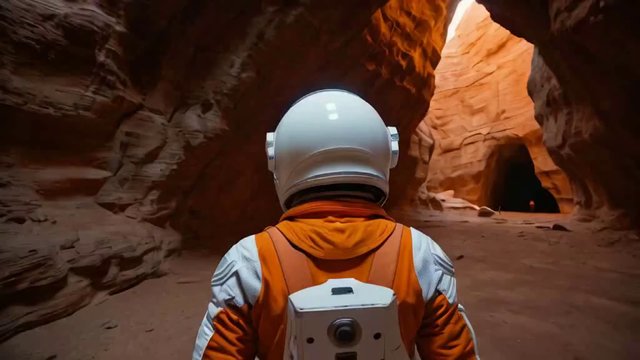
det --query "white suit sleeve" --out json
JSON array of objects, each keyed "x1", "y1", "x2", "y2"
[
  {"x1": 410, "y1": 227, "x2": 479, "y2": 359},
  {"x1": 192, "y1": 235, "x2": 262, "y2": 360}
]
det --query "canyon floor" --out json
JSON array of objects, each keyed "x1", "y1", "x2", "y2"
[{"x1": 1, "y1": 210, "x2": 639, "y2": 360}]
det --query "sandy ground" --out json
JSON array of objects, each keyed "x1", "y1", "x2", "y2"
[{"x1": 1, "y1": 210, "x2": 639, "y2": 360}]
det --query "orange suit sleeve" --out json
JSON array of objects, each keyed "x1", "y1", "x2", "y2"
[
  {"x1": 416, "y1": 293, "x2": 478, "y2": 359},
  {"x1": 199, "y1": 304, "x2": 257, "y2": 360}
]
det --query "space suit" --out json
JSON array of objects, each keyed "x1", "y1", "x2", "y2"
[{"x1": 193, "y1": 89, "x2": 478, "y2": 359}]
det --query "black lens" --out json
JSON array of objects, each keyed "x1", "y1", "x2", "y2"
[
  {"x1": 334, "y1": 324, "x2": 356, "y2": 345},
  {"x1": 328, "y1": 318, "x2": 361, "y2": 347}
]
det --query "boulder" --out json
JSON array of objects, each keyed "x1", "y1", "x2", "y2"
[{"x1": 478, "y1": 206, "x2": 497, "y2": 218}]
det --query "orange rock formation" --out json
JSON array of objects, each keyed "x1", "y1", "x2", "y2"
[
  {"x1": 418, "y1": 2, "x2": 573, "y2": 213},
  {"x1": 476, "y1": 0, "x2": 640, "y2": 227}
]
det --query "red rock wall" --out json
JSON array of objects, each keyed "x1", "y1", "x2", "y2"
[
  {"x1": 170, "y1": 0, "x2": 457, "y2": 249},
  {"x1": 0, "y1": 0, "x2": 457, "y2": 339},
  {"x1": 420, "y1": 2, "x2": 573, "y2": 213},
  {"x1": 476, "y1": 0, "x2": 640, "y2": 228}
]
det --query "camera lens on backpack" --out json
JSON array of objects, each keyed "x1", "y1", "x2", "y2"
[{"x1": 328, "y1": 318, "x2": 361, "y2": 347}]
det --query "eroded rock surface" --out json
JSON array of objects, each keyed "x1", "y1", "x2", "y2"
[
  {"x1": 476, "y1": 0, "x2": 640, "y2": 227},
  {"x1": 0, "y1": 0, "x2": 456, "y2": 339},
  {"x1": 420, "y1": 2, "x2": 573, "y2": 213}
]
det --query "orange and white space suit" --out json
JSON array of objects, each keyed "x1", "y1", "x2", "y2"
[{"x1": 193, "y1": 90, "x2": 478, "y2": 360}]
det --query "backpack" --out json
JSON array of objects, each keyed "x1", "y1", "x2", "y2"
[{"x1": 266, "y1": 224, "x2": 410, "y2": 360}]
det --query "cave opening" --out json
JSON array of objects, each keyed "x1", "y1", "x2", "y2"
[{"x1": 486, "y1": 143, "x2": 560, "y2": 213}]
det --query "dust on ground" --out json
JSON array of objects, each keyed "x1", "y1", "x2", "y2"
[{"x1": 1, "y1": 210, "x2": 639, "y2": 360}]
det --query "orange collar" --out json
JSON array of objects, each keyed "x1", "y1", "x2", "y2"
[
  {"x1": 280, "y1": 199, "x2": 393, "y2": 222},
  {"x1": 276, "y1": 200, "x2": 396, "y2": 260}
]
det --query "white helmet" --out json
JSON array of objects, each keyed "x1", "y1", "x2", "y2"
[{"x1": 266, "y1": 89, "x2": 400, "y2": 210}]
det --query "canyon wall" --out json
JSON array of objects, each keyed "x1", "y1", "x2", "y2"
[
  {"x1": 5, "y1": 0, "x2": 637, "y2": 342},
  {"x1": 419, "y1": 2, "x2": 573, "y2": 213},
  {"x1": 476, "y1": 0, "x2": 640, "y2": 227},
  {"x1": 0, "y1": 0, "x2": 456, "y2": 339}
]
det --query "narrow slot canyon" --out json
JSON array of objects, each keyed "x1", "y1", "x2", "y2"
[
  {"x1": 0, "y1": 0, "x2": 639, "y2": 359},
  {"x1": 416, "y1": 0, "x2": 573, "y2": 217}
]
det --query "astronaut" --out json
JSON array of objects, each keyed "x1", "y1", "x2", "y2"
[{"x1": 193, "y1": 89, "x2": 478, "y2": 359}]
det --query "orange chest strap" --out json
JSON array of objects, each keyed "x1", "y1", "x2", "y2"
[{"x1": 265, "y1": 223, "x2": 404, "y2": 294}]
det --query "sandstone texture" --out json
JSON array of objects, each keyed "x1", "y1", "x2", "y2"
[
  {"x1": 420, "y1": 2, "x2": 573, "y2": 213},
  {"x1": 477, "y1": 0, "x2": 640, "y2": 227},
  {"x1": 0, "y1": 0, "x2": 456, "y2": 339}
]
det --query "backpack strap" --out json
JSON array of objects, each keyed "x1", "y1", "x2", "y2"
[
  {"x1": 265, "y1": 226, "x2": 313, "y2": 294},
  {"x1": 368, "y1": 223, "x2": 404, "y2": 288}
]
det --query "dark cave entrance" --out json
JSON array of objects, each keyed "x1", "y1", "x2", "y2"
[{"x1": 486, "y1": 143, "x2": 560, "y2": 213}]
